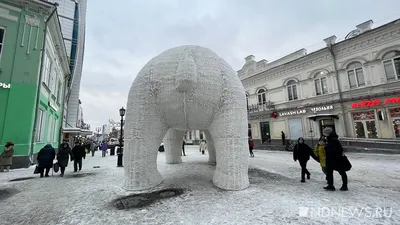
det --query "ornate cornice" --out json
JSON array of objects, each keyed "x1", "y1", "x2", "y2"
[
  {"x1": 242, "y1": 22, "x2": 400, "y2": 88},
  {"x1": 335, "y1": 27, "x2": 400, "y2": 57}
]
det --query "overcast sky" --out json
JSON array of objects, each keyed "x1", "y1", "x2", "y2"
[{"x1": 80, "y1": 0, "x2": 400, "y2": 130}]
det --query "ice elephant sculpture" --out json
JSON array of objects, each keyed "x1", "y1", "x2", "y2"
[{"x1": 123, "y1": 45, "x2": 249, "y2": 191}]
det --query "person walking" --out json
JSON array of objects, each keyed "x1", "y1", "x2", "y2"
[
  {"x1": 199, "y1": 140, "x2": 207, "y2": 155},
  {"x1": 314, "y1": 137, "x2": 327, "y2": 182},
  {"x1": 323, "y1": 128, "x2": 348, "y2": 191},
  {"x1": 37, "y1": 144, "x2": 56, "y2": 177},
  {"x1": 248, "y1": 138, "x2": 255, "y2": 157},
  {"x1": 90, "y1": 141, "x2": 96, "y2": 157},
  {"x1": 281, "y1": 131, "x2": 286, "y2": 145},
  {"x1": 182, "y1": 140, "x2": 186, "y2": 156},
  {"x1": 293, "y1": 137, "x2": 318, "y2": 183},
  {"x1": 71, "y1": 141, "x2": 86, "y2": 172},
  {"x1": 57, "y1": 140, "x2": 72, "y2": 177},
  {"x1": 101, "y1": 142, "x2": 108, "y2": 157},
  {"x1": 0, "y1": 141, "x2": 15, "y2": 172}
]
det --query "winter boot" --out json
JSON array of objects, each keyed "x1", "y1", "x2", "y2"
[
  {"x1": 340, "y1": 186, "x2": 348, "y2": 191},
  {"x1": 307, "y1": 174, "x2": 310, "y2": 179},
  {"x1": 300, "y1": 180, "x2": 305, "y2": 183},
  {"x1": 323, "y1": 185, "x2": 336, "y2": 191}
]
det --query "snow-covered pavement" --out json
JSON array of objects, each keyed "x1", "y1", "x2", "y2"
[{"x1": 0, "y1": 146, "x2": 399, "y2": 225}]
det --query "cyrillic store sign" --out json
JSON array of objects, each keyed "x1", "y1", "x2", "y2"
[
  {"x1": 310, "y1": 105, "x2": 334, "y2": 113},
  {"x1": 0, "y1": 82, "x2": 11, "y2": 89},
  {"x1": 279, "y1": 105, "x2": 334, "y2": 117}
]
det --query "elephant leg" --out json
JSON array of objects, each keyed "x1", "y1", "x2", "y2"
[
  {"x1": 205, "y1": 130, "x2": 216, "y2": 165},
  {"x1": 208, "y1": 107, "x2": 249, "y2": 191},
  {"x1": 123, "y1": 102, "x2": 168, "y2": 191},
  {"x1": 164, "y1": 129, "x2": 185, "y2": 164}
]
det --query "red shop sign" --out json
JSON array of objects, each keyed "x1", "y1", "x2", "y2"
[{"x1": 352, "y1": 97, "x2": 400, "y2": 108}]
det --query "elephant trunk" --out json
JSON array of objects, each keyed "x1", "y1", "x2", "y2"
[{"x1": 175, "y1": 52, "x2": 198, "y2": 92}]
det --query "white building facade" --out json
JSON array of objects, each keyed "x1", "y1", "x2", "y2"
[
  {"x1": 45, "y1": 0, "x2": 89, "y2": 137},
  {"x1": 240, "y1": 19, "x2": 400, "y2": 149}
]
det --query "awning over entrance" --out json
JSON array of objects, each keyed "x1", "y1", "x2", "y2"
[
  {"x1": 62, "y1": 127, "x2": 93, "y2": 136},
  {"x1": 307, "y1": 114, "x2": 339, "y2": 121}
]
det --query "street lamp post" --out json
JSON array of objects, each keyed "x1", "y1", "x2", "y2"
[{"x1": 117, "y1": 107, "x2": 126, "y2": 167}]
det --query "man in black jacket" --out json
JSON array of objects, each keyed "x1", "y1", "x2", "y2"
[
  {"x1": 71, "y1": 141, "x2": 86, "y2": 172},
  {"x1": 323, "y1": 128, "x2": 348, "y2": 191}
]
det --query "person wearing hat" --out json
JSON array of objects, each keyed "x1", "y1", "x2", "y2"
[
  {"x1": 0, "y1": 141, "x2": 15, "y2": 172},
  {"x1": 323, "y1": 127, "x2": 348, "y2": 191}
]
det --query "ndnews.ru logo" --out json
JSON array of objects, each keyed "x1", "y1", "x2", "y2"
[{"x1": 298, "y1": 206, "x2": 393, "y2": 218}]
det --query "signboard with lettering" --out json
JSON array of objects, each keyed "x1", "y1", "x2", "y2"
[
  {"x1": 351, "y1": 97, "x2": 400, "y2": 109},
  {"x1": 279, "y1": 109, "x2": 306, "y2": 116},
  {"x1": 0, "y1": 82, "x2": 11, "y2": 89},
  {"x1": 278, "y1": 105, "x2": 334, "y2": 117},
  {"x1": 310, "y1": 105, "x2": 334, "y2": 113}
]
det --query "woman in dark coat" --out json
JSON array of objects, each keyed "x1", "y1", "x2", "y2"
[
  {"x1": 37, "y1": 144, "x2": 56, "y2": 177},
  {"x1": 323, "y1": 128, "x2": 348, "y2": 191},
  {"x1": 57, "y1": 141, "x2": 72, "y2": 177},
  {"x1": 293, "y1": 137, "x2": 318, "y2": 182}
]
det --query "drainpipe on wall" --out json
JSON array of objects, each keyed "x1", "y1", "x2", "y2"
[
  {"x1": 29, "y1": 4, "x2": 58, "y2": 165},
  {"x1": 325, "y1": 36, "x2": 348, "y2": 137}
]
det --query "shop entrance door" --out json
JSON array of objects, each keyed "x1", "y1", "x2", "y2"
[
  {"x1": 319, "y1": 119, "x2": 336, "y2": 137},
  {"x1": 260, "y1": 122, "x2": 270, "y2": 143}
]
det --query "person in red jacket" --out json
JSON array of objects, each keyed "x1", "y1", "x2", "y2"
[{"x1": 248, "y1": 138, "x2": 255, "y2": 157}]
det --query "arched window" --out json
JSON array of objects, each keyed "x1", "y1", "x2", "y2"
[
  {"x1": 314, "y1": 71, "x2": 328, "y2": 95},
  {"x1": 287, "y1": 80, "x2": 298, "y2": 101},
  {"x1": 257, "y1": 89, "x2": 266, "y2": 105},
  {"x1": 347, "y1": 62, "x2": 365, "y2": 89},
  {"x1": 382, "y1": 51, "x2": 400, "y2": 81}
]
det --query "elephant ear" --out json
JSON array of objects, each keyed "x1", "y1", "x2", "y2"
[{"x1": 175, "y1": 49, "x2": 198, "y2": 92}]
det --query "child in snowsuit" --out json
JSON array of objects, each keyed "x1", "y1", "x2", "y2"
[
  {"x1": 248, "y1": 138, "x2": 255, "y2": 157},
  {"x1": 314, "y1": 137, "x2": 327, "y2": 182}
]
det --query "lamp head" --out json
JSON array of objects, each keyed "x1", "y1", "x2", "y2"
[{"x1": 119, "y1": 107, "x2": 126, "y2": 117}]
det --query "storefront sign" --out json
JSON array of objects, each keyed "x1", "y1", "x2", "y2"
[
  {"x1": 351, "y1": 97, "x2": 400, "y2": 108},
  {"x1": 279, "y1": 109, "x2": 306, "y2": 116},
  {"x1": 0, "y1": 82, "x2": 11, "y2": 89},
  {"x1": 310, "y1": 105, "x2": 334, "y2": 113}
]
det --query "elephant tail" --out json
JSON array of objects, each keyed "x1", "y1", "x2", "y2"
[{"x1": 175, "y1": 51, "x2": 198, "y2": 92}]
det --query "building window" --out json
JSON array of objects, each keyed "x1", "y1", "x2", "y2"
[
  {"x1": 36, "y1": 109, "x2": 46, "y2": 142},
  {"x1": 257, "y1": 89, "x2": 266, "y2": 105},
  {"x1": 390, "y1": 108, "x2": 400, "y2": 138},
  {"x1": 287, "y1": 80, "x2": 298, "y2": 101},
  {"x1": 0, "y1": 28, "x2": 5, "y2": 62},
  {"x1": 43, "y1": 53, "x2": 52, "y2": 86},
  {"x1": 53, "y1": 119, "x2": 58, "y2": 142},
  {"x1": 352, "y1": 111, "x2": 378, "y2": 138},
  {"x1": 382, "y1": 51, "x2": 400, "y2": 81},
  {"x1": 315, "y1": 77, "x2": 328, "y2": 95},
  {"x1": 47, "y1": 117, "x2": 53, "y2": 142},
  {"x1": 347, "y1": 62, "x2": 365, "y2": 89},
  {"x1": 57, "y1": 81, "x2": 62, "y2": 103}
]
